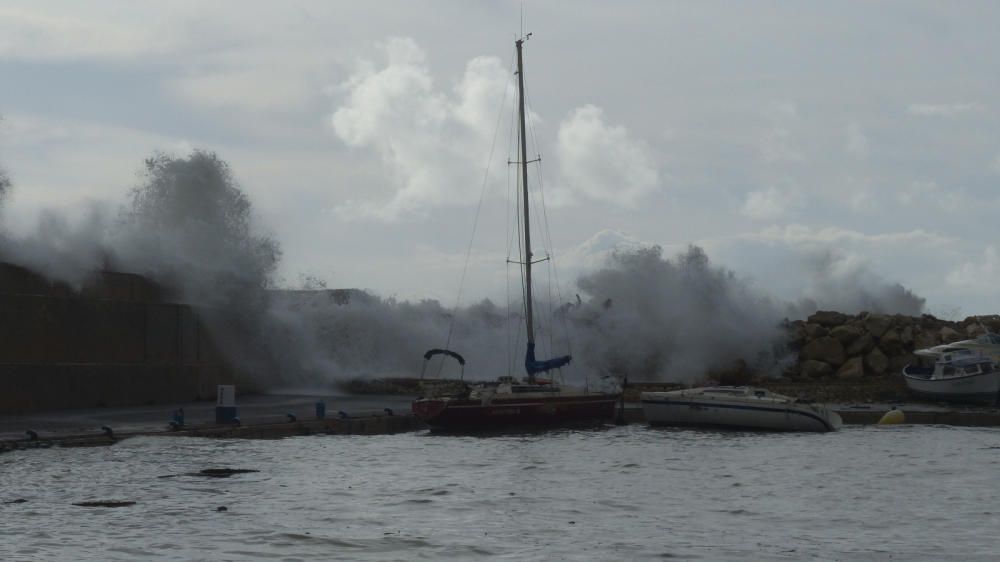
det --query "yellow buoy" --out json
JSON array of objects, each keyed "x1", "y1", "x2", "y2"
[{"x1": 878, "y1": 408, "x2": 905, "y2": 425}]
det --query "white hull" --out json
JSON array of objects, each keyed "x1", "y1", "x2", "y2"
[
  {"x1": 903, "y1": 368, "x2": 1000, "y2": 404},
  {"x1": 641, "y1": 387, "x2": 842, "y2": 432}
]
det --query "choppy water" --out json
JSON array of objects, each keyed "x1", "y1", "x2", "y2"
[{"x1": 2, "y1": 425, "x2": 999, "y2": 561}]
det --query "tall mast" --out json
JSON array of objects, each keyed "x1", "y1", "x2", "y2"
[{"x1": 516, "y1": 37, "x2": 536, "y2": 368}]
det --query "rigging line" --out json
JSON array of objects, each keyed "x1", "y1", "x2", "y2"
[
  {"x1": 522, "y1": 84, "x2": 570, "y2": 351},
  {"x1": 523, "y1": 83, "x2": 574, "y2": 360},
  {"x1": 505, "y1": 75, "x2": 520, "y2": 264},
  {"x1": 505, "y1": 102, "x2": 517, "y2": 377},
  {"x1": 539, "y1": 162, "x2": 575, "y2": 359},
  {"x1": 442, "y1": 45, "x2": 516, "y2": 357}
]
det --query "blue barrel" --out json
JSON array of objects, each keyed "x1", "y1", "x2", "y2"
[{"x1": 315, "y1": 401, "x2": 326, "y2": 420}]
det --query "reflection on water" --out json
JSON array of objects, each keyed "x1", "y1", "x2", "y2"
[{"x1": 2, "y1": 425, "x2": 999, "y2": 560}]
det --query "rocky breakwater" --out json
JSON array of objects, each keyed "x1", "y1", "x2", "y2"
[{"x1": 785, "y1": 311, "x2": 1000, "y2": 382}]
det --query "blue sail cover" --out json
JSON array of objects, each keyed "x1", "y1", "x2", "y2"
[{"x1": 525, "y1": 342, "x2": 571, "y2": 376}]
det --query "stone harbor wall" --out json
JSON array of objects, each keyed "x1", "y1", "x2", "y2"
[
  {"x1": 784, "y1": 311, "x2": 1000, "y2": 382},
  {"x1": 0, "y1": 262, "x2": 247, "y2": 414}
]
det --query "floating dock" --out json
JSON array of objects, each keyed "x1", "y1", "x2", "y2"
[{"x1": 4, "y1": 394, "x2": 1000, "y2": 454}]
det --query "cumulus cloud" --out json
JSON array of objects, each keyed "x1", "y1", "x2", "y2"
[
  {"x1": 553, "y1": 105, "x2": 660, "y2": 206},
  {"x1": 330, "y1": 37, "x2": 511, "y2": 220},
  {"x1": 330, "y1": 38, "x2": 659, "y2": 218},
  {"x1": 907, "y1": 103, "x2": 979, "y2": 117}
]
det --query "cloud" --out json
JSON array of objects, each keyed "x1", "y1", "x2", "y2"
[
  {"x1": 330, "y1": 37, "x2": 512, "y2": 220},
  {"x1": 946, "y1": 245, "x2": 999, "y2": 292},
  {"x1": 759, "y1": 127, "x2": 802, "y2": 162},
  {"x1": 845, "y1": 121, "x2": 868, "y2": 158},
  {"x1": 907, "y1": 103, "x2": 979, "y2": 117},
  {"x1": 745, "y1": 224, "x2": 953, "y2": 249},
  {"x1": 172, "y1": 67, "x2": 319, "y2": 113},
  {"x1": 699, "y1": 226, "x2": 936, "y2": 317},
  {"x1": 555, "y1": 229, "x2": 652, "y2": 279},
  {"x1": 896, "y1": 180, "x2": 937, "y2": 207},
  {"x1": 741, "y1": 186, "x2": 798, "y2": 221},
  {"x1": 0, "y1": 112, "x2": 188, "y2": 212},
  {"x1": 330, "y1": 38, "x2": 660, "y2": 218},
  {"x1": 0, "y1": 6, "x2": 162, "y2": 60},
  {"x1": 553, "y1": 105, "x2": 660, "y2": 206}
]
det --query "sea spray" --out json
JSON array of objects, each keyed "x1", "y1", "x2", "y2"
[
  {"x1": 114, "y1": 151, "x2": 283, "y2": 378},
  {"x1": 0, "y1": 150, "x2": 929, "y2": 388},
  {"x1": 116, "y1": 151, "x2": 281, "y2": 306},
  {"x1": 0, "y1": 150, "x2": 284, "y2": 382},
  {"x1": 0, "y1": 205, "x2": 114, "y2": 289},
  {"x1": 788, "y1": 247, "x2": 925, "y2": 317},
  {"x1": 260, "y1": 246, "x2": 789, "y2": 385},
  {"x1": 566, "y1": 245, "x2": 788, "y2": 383}
]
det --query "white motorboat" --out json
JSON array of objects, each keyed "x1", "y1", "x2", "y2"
[
  {"x1": 640, "y1": 386, "x2": 842, "y2": 432},
  {"x1": 902, "y1": 351, "x2": 1000, "y2": 404},
  {"x1": 914, "y1": 332, "x2": 1000, "y2": 363}
]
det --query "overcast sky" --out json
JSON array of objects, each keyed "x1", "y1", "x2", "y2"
[{"x1": 1, "y1": 1, "x2": 998, "y2": 316}]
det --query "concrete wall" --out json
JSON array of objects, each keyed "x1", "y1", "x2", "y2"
[{"x1": 0, "y1": 262, "x2": 243, "y2": 414}]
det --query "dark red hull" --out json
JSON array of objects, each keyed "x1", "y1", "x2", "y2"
[{"x1": 412, "y1": 394, "x2": 618, "y2": 431}]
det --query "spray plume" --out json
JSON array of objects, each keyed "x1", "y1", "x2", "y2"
[{"x1": 0, "y1": 150, "x2": 927, "y2": 387}]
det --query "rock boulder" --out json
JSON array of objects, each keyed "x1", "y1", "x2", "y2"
[
  {"x1": 804, "y1": 323, "x2": 829, "y2": 339},
  {"x1": 809, "y1": 311, "x2": 848, "y2": 328},
  {"x1": 846, "y1": 333, "x2": 875, "y2": 356},
  {"x1": 836, "y1": 356, "x2": 865, "y2": 380},
  {"x1": 864, "y1": 314, "x2": 893, "y2": 338},
  {"x1": 864, "y1": 347, "x2": 889, "y2": 375},
  {"x1": 830, "y1": 325, "x2": 863, "y2": 346},
  {"x1": 801, "y1": 336, "x2": 847, "y2": 367},
  {"x1": 939, "y1": 326, "x2": 962, "y2": 344},
  {"x1": 913, "y1": 330, "x2": 936, "y2": 350},
  {"x1": 878, "y1": 329, "x2": 904, "y2": 354},
  {"x1": 801, "y1": 359, "x2": 834, "y2": 379}
]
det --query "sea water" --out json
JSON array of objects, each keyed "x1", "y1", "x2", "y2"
[{"x1": 2, "y1": 425, "x2": 998, "y2": 561}]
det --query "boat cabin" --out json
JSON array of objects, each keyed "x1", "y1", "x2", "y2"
[
  {"x1": 937, "y1": 356, "x2": 995, "y2": 378},
  {"x1": 905, "y1": 354, "x2": 997, "y2": 380}
]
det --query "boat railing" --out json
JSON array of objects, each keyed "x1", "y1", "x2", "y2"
[{"x1": 419, "y1": 348, "x2": 466, "y2": 381}]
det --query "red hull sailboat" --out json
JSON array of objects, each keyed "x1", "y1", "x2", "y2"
[{"x1": 412, "y1": 36, "x2": 619, "y2": 431}]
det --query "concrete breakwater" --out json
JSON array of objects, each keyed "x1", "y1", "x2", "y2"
[
  {"x1": 5, "y1": 400, "x2": 1000, "y2": 455},
  {"x1": 0, "y1": 262, "x2": 247, "y2": 414}
]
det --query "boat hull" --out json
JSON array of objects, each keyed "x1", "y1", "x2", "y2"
[
  {"x1": 903, "y1": 368, "x2": 1000, "y2": 404},
  {"x1": 412, "y1": 395, "x2": 617, "y2": 431},
  {"x1": 640, "y1": 395, "x2": 841, "y2": 432}
]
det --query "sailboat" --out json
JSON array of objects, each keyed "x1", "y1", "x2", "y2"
[{"x1": 412, "y1": 36, "x2": 619, "y2": 431}]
